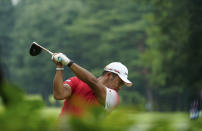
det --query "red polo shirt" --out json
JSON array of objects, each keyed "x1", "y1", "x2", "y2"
[{"x1": 59, "y1": 77, "x2": 100, "y2": 117}]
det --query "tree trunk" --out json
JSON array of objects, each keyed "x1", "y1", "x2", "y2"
[{"x1": 145, "y1": 81, "x2": 153, "y2": 111}]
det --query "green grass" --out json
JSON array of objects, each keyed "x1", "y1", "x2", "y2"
[
  {"x1": 0, "y1": 105, "x2": 5, "y2": 114},
  {"x1": 40, "y1": 107, "x2": 61, "y2": 119},
  {"x1": 129, "y1": 112, "x2": 189, "y2": 131},
  {"x1": 0, "y1": 104, "x2": 198, "y2": 131},
  {"x1": 38, "y1": 107, "x2": 191, "y2": 131}
]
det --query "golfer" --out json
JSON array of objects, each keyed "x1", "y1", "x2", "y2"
[{"x1": 52, "y1": 53, "x2": 132, "y2": 117}]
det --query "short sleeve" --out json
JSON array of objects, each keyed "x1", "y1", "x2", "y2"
[
  {"x1": 105, "y1": 87, "x2": 119, "y2": 111},
  {"x1": 63, "y1": 76, "x2": 79, "y2": 93}
]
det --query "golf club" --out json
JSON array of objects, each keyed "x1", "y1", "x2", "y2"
[
  {"x1": 29, "y1": 42, "x2": 53, "y2": 56},
  {"x1": 29, "y1": 42, "x2": 62, "y2": 61}
]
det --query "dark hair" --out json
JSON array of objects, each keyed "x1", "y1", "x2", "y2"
[{"x1": 102, "y1": 71, "x2": 117, "y2": 78}]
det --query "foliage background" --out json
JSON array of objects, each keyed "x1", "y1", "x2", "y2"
[{"x1": 0, "y1": 0, "x2": 201, "y2": 112}]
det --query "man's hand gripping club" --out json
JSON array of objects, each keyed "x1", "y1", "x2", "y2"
[{"x1": 52, "y1": 53, "x2": 71, "y2": 66}]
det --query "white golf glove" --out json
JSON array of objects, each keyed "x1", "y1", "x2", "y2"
[{"x1": 52, "y1": 53, "x2": 70, "y2": 66}]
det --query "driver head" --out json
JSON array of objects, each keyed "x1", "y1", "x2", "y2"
[{"x1": 29, "y1": 43, "x2": 42, "y2": 56}]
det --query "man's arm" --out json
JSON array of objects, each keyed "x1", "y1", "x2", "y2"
[
  {"x1": 52, "y1": 53, "x2": 106, "y2": 105},
  {"x1": 70, "y1": 63, "x2": 106, "y2": 105},
  {"x1": 53, "y1": 62, "x2": 71, "y2": 100}
]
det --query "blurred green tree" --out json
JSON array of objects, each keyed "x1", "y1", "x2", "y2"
[
  {"x1": 0, "y1": 0, "x2": 14, "y2": 77},
  {"x1": 141, "y1": 0, "x2": 202, "y2": 110},
  {"x1": 8, "y1": 0, "x2": 146, "y2": 106},
  {"x1": 2, "y1": 0, "x2": 201, "y2": 111}
]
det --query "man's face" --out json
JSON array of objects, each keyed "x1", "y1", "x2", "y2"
[{"x1": 109, "y1": 73, "x2": 124, "y2": 91}]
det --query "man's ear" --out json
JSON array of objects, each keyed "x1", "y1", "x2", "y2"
[
  {"x1": 104, "y1": 72, "x2": 111, "y2": 79},
  {"x1": 107, "y1": 72, "x2": 117, "y2": 80},
  {"x1": 106, "y1": 72, "x2": 111, "y2": 77}
]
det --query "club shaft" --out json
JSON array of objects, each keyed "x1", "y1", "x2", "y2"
[{"x1": 33, "y1": 42, "x2": 53, "y2": 55}]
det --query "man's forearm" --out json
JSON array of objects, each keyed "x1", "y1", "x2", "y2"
[
  {"x1": 53, "y1": 71, "x2": 65, "y2": 99},
  {"x1": 70, "y1": 63, "x2": 98, "y2": 88},
  {"x1": 70, "y1": 63, "x2": 106, "y2": 105}
]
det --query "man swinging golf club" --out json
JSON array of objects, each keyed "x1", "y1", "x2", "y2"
[{"x1": 52, "y1": 53, "x2": 132, "y2": 117}]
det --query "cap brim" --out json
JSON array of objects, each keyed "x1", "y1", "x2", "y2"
[{"x1": 119, "y1": 75, "x2": 133, "y2": 87}]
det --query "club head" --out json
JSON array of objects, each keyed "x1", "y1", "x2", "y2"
[{"x1": 29, "y1": 42, "x2": 42, "y2": 56}]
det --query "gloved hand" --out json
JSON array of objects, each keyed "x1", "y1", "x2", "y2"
[{"x1": 52, "y1": 53, "x2": 70, "y2": 66}]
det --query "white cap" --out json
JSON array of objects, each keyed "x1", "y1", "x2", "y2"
[{"x1": 104, "y1": 62, "x2": 133, "y2": 87}]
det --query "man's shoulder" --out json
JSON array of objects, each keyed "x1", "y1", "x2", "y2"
[
  {"x1": 66, "y1": 76, "x2": 80, "y2": 82},
  {"x1": 106, "y1": 87, "x2": 119, "y2": 96},
  {"x1": 64, "y1": 76, "x2": 80, "y2": 86},
  {"x1": 105, "y1": 87, "x2": 119, "y2": 110},
  {"x1": 66, "y1": 76, "x2": 88, "y2": 86}
]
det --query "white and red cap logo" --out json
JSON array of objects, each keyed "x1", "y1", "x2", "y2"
[{"x1": 104, "y1": 62, "x2": 133, "y2": 87}]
